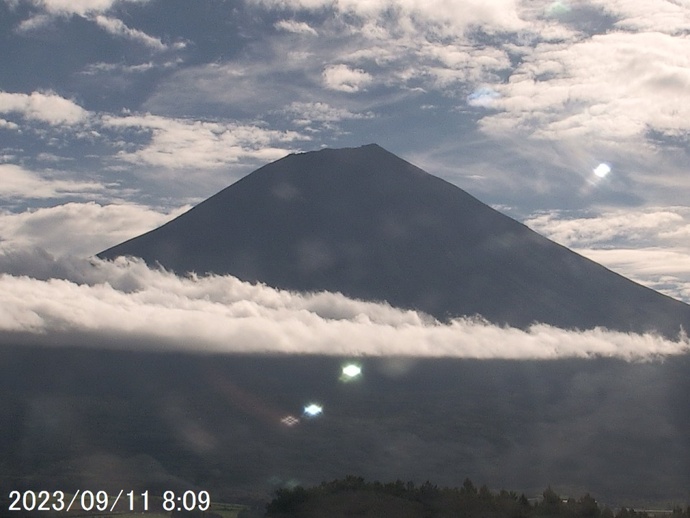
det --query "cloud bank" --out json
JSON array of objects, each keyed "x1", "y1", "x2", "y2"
[{"x1": 0, "y1": 250, "x2": 687, "y2": 360}]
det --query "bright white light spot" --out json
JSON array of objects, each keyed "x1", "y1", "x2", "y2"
[
  {"x1": 342, "y1": 364, "x2": 362, "y2": 378},
  {"x1": 593, "y1": 163, "x2": 611, "y2": 178},
  {"x1": 304, "y1": 404, "x2": 323, "y2": 417}
]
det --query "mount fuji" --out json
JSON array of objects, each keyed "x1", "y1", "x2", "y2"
[{"x1": 100, "y1": 144, "x2": 690, "y2": 337}]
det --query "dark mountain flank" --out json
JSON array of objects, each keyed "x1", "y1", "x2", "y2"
[{"x1": 99, "y1": 144, "x2": 690, "y2": 336}]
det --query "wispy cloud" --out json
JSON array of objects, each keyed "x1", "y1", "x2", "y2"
[
  {"x1": 24, "y1": 0, "x2": 148, "y2": 17},
  {"x1": 81, "y1": 61, "x2": 169, "y2": 75},
  {"x1": 141, "y1": 7, "x2": 513, "y2": 117},
  {"x1": 0, "y1": 252, "x2": 687, "y2": 360},
  {"x1": 13, "y1": 0, "x2": 184, "y2": 52},
  {"x1": 92, "y1": 15, "x2": 170, "y2": 52},
  {"x1": 248, "y1": 0, "x2": 527, "y2": 34},
  {"x1": 525, "y1": 208, "x2": 690, "y2": 248},
  {"x1": 0, "y1": 164, "x2": 106, "y2": 200},
  {"x1": 278, "y1": 101, "x2": 375, "y2": 130},
  {"x1": 102, "y1": 113, "x2": 307, "y2": 169},
  {"x1": 0, "y1": 90, "x2": 312, "y2": 200},
  {"x1": 274, "y1": 19, "x2": 318, "y2": 36}
]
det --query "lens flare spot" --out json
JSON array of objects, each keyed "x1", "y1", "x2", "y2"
[
  {"x1": 593, "y1": 163, "x2": 611, "y2": 178},
  {"x1": 281, "y1": 415, "x2": 300, "y2": 427},
  {"x1": 342, "y1": 364, "x2": 362, "y2": 378},
  {"x1": 304, "y1": 404, "x2": 323, "y2": 417}
]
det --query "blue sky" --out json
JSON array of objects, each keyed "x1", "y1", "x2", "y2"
[{"x1": 1, "y1": 0, "x2": 690, "y2": 306}]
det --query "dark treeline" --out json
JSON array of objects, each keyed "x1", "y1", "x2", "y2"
[{"x1": 264, "y1": 476, "x2": 690, "y2": 518}]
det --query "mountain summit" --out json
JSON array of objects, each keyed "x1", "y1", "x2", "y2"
[{"x1": 100, "y1": 144, "x2": 690, "y2": 336}]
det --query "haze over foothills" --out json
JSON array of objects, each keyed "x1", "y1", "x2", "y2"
[{"x1": 2, "y1": 0, "x2": 690, "y2": 358}]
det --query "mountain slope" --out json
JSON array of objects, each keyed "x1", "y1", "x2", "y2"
[{"x1": 99, "y1": 144, "x2": 690, "y2": 336}]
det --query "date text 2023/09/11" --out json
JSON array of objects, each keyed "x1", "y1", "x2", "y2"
[{"x1": 7, "y1": 489, "x2": 211, "y2": 514}]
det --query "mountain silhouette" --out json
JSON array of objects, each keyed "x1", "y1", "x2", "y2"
[{"x1": 99, "y1": 144, "x2": 690, "y2": 336}]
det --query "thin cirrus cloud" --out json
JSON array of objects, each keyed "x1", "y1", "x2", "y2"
[{"x1": 0, "y1": 251, "x2": 687, "y2": 361}]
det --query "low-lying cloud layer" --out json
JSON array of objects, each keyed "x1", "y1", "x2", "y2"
[{"x1": 1, "y1": 249, "x2": 687, "y2": 360}]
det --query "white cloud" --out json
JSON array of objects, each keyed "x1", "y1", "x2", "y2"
[
  {"x1": 262, "y1": 8, "x2": 534, "y2": 112},
  {"x1": 14, "y1": 1, "x2": 180, "y2": 51},
  {"x1": 0, "y1": 253, "x2": 687, "y2": 360},
  {"x1": 0, "y1": 164, "x2": 105, "y2": 200},
  {"x1": 249, "y1": 0, "x2": 527, "y2": 34},
  {"x1": 275, "y1": 19, "x2": 318, "y2": 36},
  {"x1": 92, "y1": 15, "x2": 168, "y2": 51},
  {"x1": 26, "y1": 0, "x2": 149, "y2": 16},
  {"x1": 0, "y1": 202, "x2": 188, "y2": 256},
  {"x1": 280, "y1": 101, "x2": 375, "y2": 127},
  {"x1": 0, "y1": 91, "x2": 89, "y2": 125},
  {"x1": 0, "y1": 118, "x2": 20, "y2": 130},
  {"x1": 590, "y1": 0, "x2": 690, "y2": 35},
  {"x1": 15, "y1": 12, "x2": 53, "y2": 31},
  {"x1": 482, "y1": 31, "x2": 690, "y2": 144},
  {"x1": 524, "y1": 208, "x2": 690, "y2": 248},
  {"x1": 82, "y1": 62, "x2": 159, "y2": 74},
  {"x1": 323, "y1": 64, "x2": 373, "y2": 92},
  {"x1": 244, "y1": 0, "x2": 690, "y2": 165},
  {"x1": 102, "y1": 113, "x2": 307, "y2": 169},
  {"x1": 141, "y1": 4, "x2": 513, "y2": 123}
]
